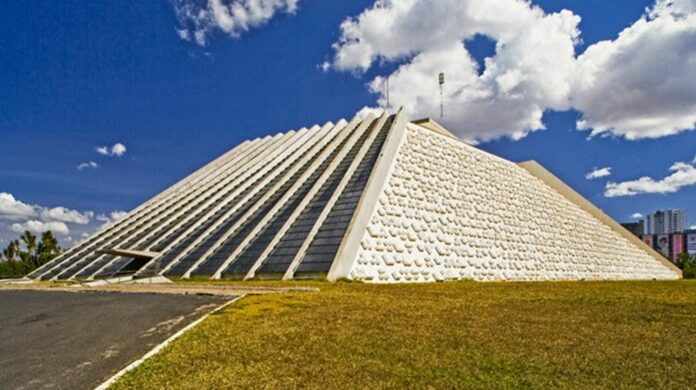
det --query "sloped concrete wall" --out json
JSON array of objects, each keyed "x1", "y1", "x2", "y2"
[{"x1": 350, "y1": 124, "x2": 681, "y2": 282}]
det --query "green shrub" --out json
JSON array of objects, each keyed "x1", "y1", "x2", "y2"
[{"x1": 677, "y1": 253, "x2": 696, "y2": 279}]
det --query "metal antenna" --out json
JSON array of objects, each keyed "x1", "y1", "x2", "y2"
[{"x1": 438, "y1": 72, "x2": 445, "y2": 119}]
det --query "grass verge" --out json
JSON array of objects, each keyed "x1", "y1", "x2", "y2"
[{"x1": 113, "y1": 280, "x2": 696, "y2": 389}]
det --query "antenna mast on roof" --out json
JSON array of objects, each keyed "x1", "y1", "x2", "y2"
[{"x1": 438, "y1": 72, "x2": 445, "y2": 119}]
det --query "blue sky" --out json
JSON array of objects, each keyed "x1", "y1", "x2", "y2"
[{"x1": 1, "y1": 0, "x2": 695, "y2": 245}]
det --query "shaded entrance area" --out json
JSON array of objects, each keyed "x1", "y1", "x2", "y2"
[
  {"x1": 0, "y1": 290, "x2": 231, "y2": 389},
  {"x1": 93, "y1": 249, "x2": 161, "y2": 279}
]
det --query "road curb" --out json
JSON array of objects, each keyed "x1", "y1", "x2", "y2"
[{"x1": 94, "y1": 295, "x2": 245, "y2": 390}]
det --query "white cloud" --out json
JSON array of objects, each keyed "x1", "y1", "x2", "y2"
[
  {"x1": 585, "y1": 167, "x2": 612, "y2": 180},
  {"x1": 111, "y1": 143, "x2": 127, "y2": 156},
  {"x1": 573, "y1": 0, "x2": 696, "y2": 139},
  {"x1": 650, "y1": 0, "x2": 696, "y2": 18},
  {"x1": 96, "y1": 142, "x2": 127, "y2": 157},
  {"x1": 110, "y1": 210, "x2": 128, "y2": 221},
  {"x1": 327, "y1": 0, "x2": 696, "y2": 141},
  {"x1": 631, "y1": 213, "x2": 644, "y2": 219},
  {"x1": 356, "y1": 106, "x2": 385, "y2": 120},
  {"x1": 0, "y1": 192, "x2": 37, "y2": 220},
  {"x1": 174, "y1": 0, "x2": 300, "y2": 45},
  {"x1": 77, "y1": 161, "x2": 99, "y2": 170},
  {"x1": 605, "y1": 160, "x2": 696, "y2": 197},
  {"x1": 11, "y1": 220, "x2": 70, "y2": 236},
  {"x1": 96, "y1": 210, "x2": 128, "y2": 226},
  {"x1": 327, "y1": 0, "x2": 580, "y2": 142},
  {"x1": 177, "y1": 28, "x2": 190, "y2": 41},
  {"x1": 691, "y1": 225, "x2": 696, "y2": 230},
  {"x1": 1, "y1": 192, "x2": 94, "y2": 225},
  {"x1": 0, "y1": 193, "x2": 127, "y2": 247},
  {"x1": 40, "y1": 207, "x2": 93, "y2": 225}
]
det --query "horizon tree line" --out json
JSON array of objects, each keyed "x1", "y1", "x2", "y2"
[{"x1": 0, "y1": 230, "x2": 61, "y2": 278}]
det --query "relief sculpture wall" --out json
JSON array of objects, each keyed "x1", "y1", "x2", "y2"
[{"x1": 351, "y1": 125, "x2": 681, "y2": 282}]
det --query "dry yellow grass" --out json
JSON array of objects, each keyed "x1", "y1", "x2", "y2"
[{"x1": 113, "y1": 280, "x2": 696, "y2": 389}]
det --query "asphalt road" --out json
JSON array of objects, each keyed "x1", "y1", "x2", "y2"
[{"x1": 0, "y1": 290, "x2": 232, "y2": 390}]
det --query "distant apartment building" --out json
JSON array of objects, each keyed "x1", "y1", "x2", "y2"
[
  {"x1": 645, "y1": 209, "x2": 687, "y2": 235},
  {"x1": 621, "y1": 221, "x2": 644, "y2": 238}
]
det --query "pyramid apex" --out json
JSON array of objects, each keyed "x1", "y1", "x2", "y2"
[{"x1": 411, "y1": 118, "x2": 457, "y2": 139}]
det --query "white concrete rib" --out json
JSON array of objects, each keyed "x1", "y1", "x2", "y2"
[
  {"x1": 34, "y1": 137, "x2": 265, "y2": 280},
  {"x1": 205, "y1": 116, "x2": 368, "y2": 279},
  {"x1": 126, "y1": 127, "x2": 321, "y2": 278},
  {"x1": 28, "y1": 139, "x2": 256, "y2": 279},
  {"x1": 50, "y1": 134, "x2": 282, "y2": 280},
  {"x1": 242, "y1": 115, "x2": 379, "y2": 280},
  {"x1": 78, "y1": 129, "x2": 310, "y2": 280},
  {"x1": 327, "y1": 109, "x2": 407, "y2": 281},
  {"x1": 176, "y1": 120, "x2": 349, "y2": 278},
  {"x1": 283, "y1": 112, "x2": 390, "y2": 280},
  {"x1": 158, "y1": 122, "x2": 340, "y2": 276},
  {"x1": 129, "y1": 134, "x2": 301, "y2": 252}
]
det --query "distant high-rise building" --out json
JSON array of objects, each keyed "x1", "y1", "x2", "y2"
[
  {"x1": 646, "y1": 209, "x2": 687, "y2": 234},
  {"x1": 621, "y1": 221, "x2": 644, "y2": 237}
]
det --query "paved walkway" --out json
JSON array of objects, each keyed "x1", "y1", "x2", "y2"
[
  {"x1": 0, "y1": 290, "x2": 232, "y2": 390},
  {"x1": 1, "y1": 282, "x2": 319, "y2": 296}
]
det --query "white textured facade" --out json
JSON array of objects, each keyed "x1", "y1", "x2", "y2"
[
  {"x1": 30, "y1": 109, "x2": 681, "y2": 283},
  {"x1": 346, "y1": 123, "x2": 680, "y2": 282}
]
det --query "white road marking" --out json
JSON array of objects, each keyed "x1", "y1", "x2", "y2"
[{"x1": 94, "y1": 295, "x2": 244, "y2": 390}]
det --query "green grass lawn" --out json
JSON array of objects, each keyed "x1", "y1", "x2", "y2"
[{"x1": 113, "y1": 280, "x2": 696, "y2": 389}]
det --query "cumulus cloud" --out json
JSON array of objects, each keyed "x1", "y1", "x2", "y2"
[
  {"x1": 327, "y1": 0, "x2": 580, "y2": 141},
  {"x1": 356, "y1": 106, "x2": 385, "y2": 120},
  {"x1": 0, "y1": 192, "x2": 37, "y2": 220},
  {"x1": 10, "y1": 220, "x2": 70, "y2": 236},
  {"x1": 111, "y1": 143, "x2": 127, "y2": 156},
  {"x1": 631, "y1": 213, "x2": 644, "y2": 219},
  {"x1": 40, "y1": 207, "x2": 93, "y2": 225},
  {"x1": 327, "y1": 0, "x2": 696, "y2": 141},
  {"x1": 650, "y1": 0, "x2": 696, "y2": 18},
  {"x1": 0, "y1": 193, "x2": 94, "y2": 224},
  {"x1": 585, "y1": 167, "x2": 612, "y2": 180},
  {"x1": 96, "y1": 142, "x2": 127, "y2": 157},
  {"x1": 174, "y1": 0, "x2": 300, "y2": 45},
  {"x1": 573, "y1": 0, "x2": 696, "y2": 139},
  {"x1": 96, "y1": 210, "x2": 128, "y2": 225},
  {"x1": 110, "y1": 210, "x2": 128, "y2": 221},
  {"x1": 605, "y1": 159, "x2": 696, "y2": 197},
  {"x1": 0, "y1": 193, "x2": 128, "y2": 246},
  {"x1": 77, "y1": 161, "x2": 99, "y2": 171}
]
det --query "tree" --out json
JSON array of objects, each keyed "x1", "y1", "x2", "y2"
[
  {"x1": 3, "y1": 240, "x2": 21, "y2": 262},
  {"x1": 37, "y1": 231, "x2": 61, "y2": 267},
  {"x1": 0, "y1": 231, "x2": 62, "y2": 278},
  {"x1": 20, "y1": 231, "x2": 37, "y2": 265},
  {"x1": 677, "y1": 253, "x2": 696, "y2": 279}
]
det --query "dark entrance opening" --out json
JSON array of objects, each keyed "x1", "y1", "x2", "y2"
[
  {"x1": 99, "y1": 257, "x2": 151, "y2": 279},
  {"x1": 116, "y1": 257, "x2": 150, "y2": 276}
]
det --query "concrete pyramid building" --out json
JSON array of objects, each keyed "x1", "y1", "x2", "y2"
[{"x1": 31, "y1": 109, "x2": 681, "y2": 282}]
